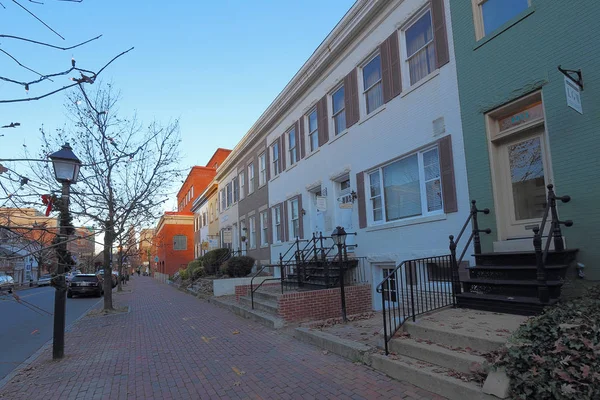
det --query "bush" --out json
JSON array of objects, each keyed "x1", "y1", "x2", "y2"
[
  {"x1": 202, "y1": 248, "x2": 230, "y2": 275},
  {"x1": 221, "y1": 256, "x2": 255, "y2": 277},
  {"x1": 178, "y1": 268, "x2": 189, "y2": 281},
  {"x1": 492, "y1": 285, "x2": 600, "y2": 400},
  {"x1": 186, "y1": 259, "x2": 204, "y2": 280}
]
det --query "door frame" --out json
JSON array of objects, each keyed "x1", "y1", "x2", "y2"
[{"x1": 485, "y1": 91, "x2": 555, "y2": 241}]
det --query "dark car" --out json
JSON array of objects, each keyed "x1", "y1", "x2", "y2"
[
  {"x1": 0, "y1": 275, "x2": 15, "y2": 294},
  {"x1": 67, "y1": 274, "x2": 103, "y2": 298}
]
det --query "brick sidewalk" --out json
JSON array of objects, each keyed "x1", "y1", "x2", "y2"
[{"x1": 0, "y1": 277, "x2": 444, "y2": 400}]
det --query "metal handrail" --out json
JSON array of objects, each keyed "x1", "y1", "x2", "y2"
[
  {"x1": 449, "y1": 200, "x2": 491, "y2": 268},
  {"x1": 532, "y1": 184, "x2": 573, "y2": 303},
  {"x1": 250, "y1": 264, "x2": 283, "y2": 309}
]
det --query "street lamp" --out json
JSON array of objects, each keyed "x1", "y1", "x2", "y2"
[
  {"x1": 331, "y1": 226, "x2": 348, "y2": 322},
  {"x1": 49, "y1": 143, "x2": 81, "y2": 360}
]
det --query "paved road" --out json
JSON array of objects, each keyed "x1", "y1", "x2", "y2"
[
  {"x1": 0, "y1": 277, "x2": 443, "y2": 400},
  {"x1": 0, "y1": 285, "x2": 101, "y2": 381}
]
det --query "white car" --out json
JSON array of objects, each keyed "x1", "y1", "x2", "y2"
[{"x1": 65, "y1": 270, "x2": 82, "y2": 283}]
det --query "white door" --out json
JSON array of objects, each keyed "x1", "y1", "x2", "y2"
[
  {"x1": 311, "y1": 190, "x2": 326, "y2": 236},
  {"x1": 336, "y1": 178, "x2": 356, "y2": 249}
]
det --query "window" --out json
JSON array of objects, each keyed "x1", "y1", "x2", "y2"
[
  {"x1": 248, "y1": 163, "x2": 255, "y2": 194},
  {"x1": 220, "y1": 189, "x2": 226, "y2": 211},
  {"x1": 260, "y1": 211, "x2": 269, "y2": 246},
  {"x1": 406, "y1": 10, "x2": 436, "y2": 85},
  {"x1": 288, "y1": 128, "x2": 297, "y2": 165},
  {"x1": 259, "y1": 153, "x2": 267, "y2": 186},
  {"x1": 272, "y1": 206, "x2": 282, "y2": 243},
  {"x1": 249, "y1": 216, "x2": 256, "y2": 249},
  {"x1": 363, "y1": 54, "x2": 383, "y2": 114},
  {"x1": 240, "y1": 219, "x2": 246, "y2": 244},
  {"x1": 474, "y1": 0, "x2": 530, "y2": 39},
  {"x1": 367, "y1": 147, "x2": 442, "y2": 224},
  {"x1": 289, "y1": 199, "x2": 299, "y2": 239},
  {"x1": 332, "y1": 85, "x2": 346, "y2": 135},
  {"x1": 272, "y1": 142, "x2": 280, "y2": 176},
  {"x1": 173, "y1": 235, "x2": 187, "y2": 251},
  {"x1": 239, "y1": 171, "x2": 245, "y2": 199},
  {"x1": 202, "y1": 212, "x2": 207, "y2": 226},
  {"x1": 226, "y1": 182, "x2": 233, "y2": 208},
  {"x1": 308, "y1": 109, "x2": 318, "y2": 152},
  {"x1": 209, "y1": 204, "x2": 214, "y2": 221},
  {"x1": 340, "y1": 179, "x2": 351, "y2": 191},
  {"x1": 233, "y1": 176, "x2": 239, "y2": 203}
]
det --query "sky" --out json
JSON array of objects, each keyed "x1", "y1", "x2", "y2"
[{"x1": 0, "y1": 0, "x2": 356, "y2": 213}]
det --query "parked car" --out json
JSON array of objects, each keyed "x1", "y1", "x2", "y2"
[
  {"x1": 37, "y1": 274, "x2": 53, "y2": 287},
  {"x1": 65, "y1": 270, "x2": 82, "y2": 283},
  {"x1": 67, "y1": 274, "x2": 103, "y2": 298},
  {"x1": 0, "y1": 275, "x2": 15, "y2": 294},
  {"x1": 97, "y1": 270, "x2": 117, "y2": 288}
]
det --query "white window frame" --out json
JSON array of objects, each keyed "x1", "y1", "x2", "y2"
[
  {"x1": 366, "y1": 146, "x2": 443, "y2": 226},
  {"x1": 272, "y1": 142, "x2": 280, "y2": 177},
  {"x1": 331, "y1": 84, "x2": 346, "y2": 135},
  {"x1": 239, "y1": 171, "x2": 245, "y2": 199},
  {"x1": 258, "y1": 153, "x2": 267, "y2": 186},
  {"x1": 288, "y1": 128, "x2": 297, "y2": 165},
  {"x1": 361, "y1": 52, "x2": 383, "y2": 116},
  {"x1": 226, "y1": 182, "x2": 233, "y2": 208},
  {"x1": 289, "y1": 199, "x2": 299, "y2": 239},
  {"x1": 472, "y1": 0, "x2": 531, "y2": 40},
  {"x1": 260, "y1": 211, "x2": 269, "y2": 247},
  {"x1": 249, "y1": 216, "x2": 256, "y2": 249},
  {"x1": 248, "y1": 163, "x2": 255, "y2": 195},
  {"x1": 220, "y1": 189, "x2": 226, "y2": 212},
  {"x1": 307, "y1": 109, "x2": 319, "y2": 152},
  {"x1": 403, "y1": 9, "x2": 436, "y2": 86},
  {"x1": 272, "y1": 206, "x2": 282, "y2": 243}
]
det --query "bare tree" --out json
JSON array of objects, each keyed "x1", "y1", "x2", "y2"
[
  {"x1": 36, "y1": 83, "x2": 182, "y2": 310},
  {"x1": 0, "y1": 0, "x2": 133, "y2": 115}
]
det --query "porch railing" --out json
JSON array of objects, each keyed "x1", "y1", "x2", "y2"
[
  {"x1": 532, "y1": 184, "x2": 573, "y2": 303},
  {"x1": 376, "y1": 254, "x2": 457, "y2": 355}
]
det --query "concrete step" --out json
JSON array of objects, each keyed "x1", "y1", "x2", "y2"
[
  {"x1": 403, "y1": 319, "x2": 507, "y2": 354},
  {"x1": 251, "y1": 290, "x2": 281, "y2": 303},
  {"x1": 388, "y1": 337, "x2": 486, "y2": 374},
  {"x1": 209, "y1": 297, "x2": 285, "y2": 329},
  {"x1": 238, "y1": 296, "x2": 279, "y2": 315},
  {"x1": 371, "y1": 354, "x2": 495, "y2": 400}
]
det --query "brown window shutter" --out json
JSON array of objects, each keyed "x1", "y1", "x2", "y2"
[
  {"x1": 317, "y1": 96, "x2": 329, "y2": 146},
  {"x1": 356, "y1": 172, "x2": 367, "y2": 229},
  {"x1": 431, "y1": 0, "x2": 450, "y2": 68},
  {"x1": 344, "y1": 69, "x2": 359, "y2": 128},
  {"x1": 438, "y1": 134, "x2": 457, "y2": 213},
  {"x1": 297, "y1": 120, "x2": 305, "y2": 159},
  {"x1": 280, "y1": 135, "x2": 286, "y2": 171},
  {"x1": 267, "y1": 208, "x2": 273, "y2": 244},
  {"x1": 380, "y1": 32, "x2": 402, "y2": 103},
  {"x1": 297, "y1": 195, "x2": 304, "y2": 239}
]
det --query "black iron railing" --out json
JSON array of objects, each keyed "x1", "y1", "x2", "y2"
[
  {"x1": 376, "y1": 254, "x2": 457, "y2": 354},
  {"x1": 533, "y1": 184, "x2": 573, "y2": 303}
]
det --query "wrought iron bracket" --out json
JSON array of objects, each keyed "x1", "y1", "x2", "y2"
[{"x1": 558, "y1": 66, "x2": 583, "y2": 90}]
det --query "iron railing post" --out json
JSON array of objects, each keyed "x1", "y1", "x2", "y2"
[
  {"x1": 408, "y1": 261, "x2": 416, "y2": 322},
  {"x1": 381, "y1": 288, "x2": 389, "y2": 355},
  {"x1": 295, "y1": 239, "x2": 303, "y2": 287},
  {"x1": 533, "y1": 226, "x2": 549, "y2": 303},
  {"x1": 312, "y1": 232, "x2": 318, "y2": 262},
  {"x1": 471, "y1": 200, "x2": 482, "y2": 255},
  {"x1": 449, "y1": 235, "x2": 461, "y2": 299},
  {"x1": 547, "y1": 184, "x2": 566, "y2": 251}
]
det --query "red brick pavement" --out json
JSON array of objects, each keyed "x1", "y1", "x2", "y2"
[{"x1": 0, "y1": 277, "x2": 446, "y2": 400}]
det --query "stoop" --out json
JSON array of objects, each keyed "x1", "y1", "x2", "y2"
[{"x1": 209, "y1": 291, "x2": 285, "y2": 330}]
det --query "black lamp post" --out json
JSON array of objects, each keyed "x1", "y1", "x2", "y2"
[
  {"x1": 49, "y1": 143, "x2": 81, "y2": 360},
  {"x1": 331, "y1": 226, "x2": 348, "y2": 322}
]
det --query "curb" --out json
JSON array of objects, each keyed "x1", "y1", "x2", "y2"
[
  {"x1": 0, "y1": 296, "x2": 103, "y2": 392},
  {"x1": 294, "y1": 327, "x2": 374, "y2": 364}
]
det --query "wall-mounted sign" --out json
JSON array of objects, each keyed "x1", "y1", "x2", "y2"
[
  {"x1": 316, "y1": 196, "x2": 327, "y2": 211},
  {"x1": 565, "y1": 76, "x2": 583, "y2": 114},
  {"x1": 208, "y1": 239, "x2": 219, "y2": 249},
  {"x1": 154, "y1": 256, "x2": 159, "y2": 263},
  {"x1": 223, "y1": 230, "x2": 232, "y2": 244}
]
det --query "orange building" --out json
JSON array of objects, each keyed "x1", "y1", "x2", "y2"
[{"x1": 153, "y1": 149, "x2": 231, "y2": 279}]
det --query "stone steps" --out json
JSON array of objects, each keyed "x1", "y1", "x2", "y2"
[
  {"x1": 238, "y1": 296, "x2": 279, "y2": 315},
  {"x1": 209, "y1": 296, "x2": 285, "y2": 329}
]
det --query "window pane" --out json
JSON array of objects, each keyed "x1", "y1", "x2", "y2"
[
  {"x1": 406, "y1": 11, "x2": 433, "y2": 58},
  {"x1": 291, "y1": 200, "x2": 298, "y2": 219},
  {"x1": 334, "y1": 111, "x2": 346, "y2": 135},
  {"x1": 290, "y1": 147, "x2": 297, "y2": 164},
  {"x1": 426, "y1": 179, "x2": 442, "y2": 212},
  {"x1": 408, "y1": 44, "x2": 436, "y2": 85},
  {"x1": 289, "y1": 129, "x2": 295, "y2": 148},
  {"x1": 369, "y1": 171, "x2": 381, "y2": 197},
  {"x1": 332, "y1": 86, "x2": 345, "y2": 114},
  {"x1": 308, "y1": 111, "x2": 318, "y2": 132},
  {"x1": 482, "y1": 0, "x2": 529, "y2": 36},
  {"x1": 372, "y1": 196, "x2": 383, "y2": 221},
  {"x1": 366, "y1": 83, "x2": 383, "y2": 114},
  {"x1": 310, "y1": 132, "x2": 319, "y2": 152},
  {"x1": 383, "y1": 155, "x2": 422, "y2": 221},
  {"x1": 423, "y1": 148, "x2": 440, "y2": 181},
  {"x1": 363, "y1": 55, "x2": 381, "y2": 90}
]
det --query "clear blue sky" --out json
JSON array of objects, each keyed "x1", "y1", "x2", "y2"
[{"x1": 1, "y1": 0, "x2": 355, "y2": 180}]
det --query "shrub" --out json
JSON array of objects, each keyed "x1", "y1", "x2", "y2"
[
  {"x1": 186, "y1": 259, "x2": 204, "y2": 280},
  {"x1": 221, "y1": 256, "x2": 255, "y2": 277},
  {"x1": 202, "y1": 248, "x2": 230, "y2": 275},
  {"x1": 178, "y1": 268, "x2": 189, "y2": 281},
  {"x1": 492, "y1": 285, "x2": 600, "y2": 400}
]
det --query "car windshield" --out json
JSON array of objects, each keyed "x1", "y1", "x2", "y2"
[
  {"x1": 41, "y1": 275, "x2": 52, "y2": 279},
  {"x1": 71, "y1": 276, "x2": 98, "y2": 283}
]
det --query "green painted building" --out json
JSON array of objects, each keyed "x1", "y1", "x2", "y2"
[{"x1": 450, "y1": 0, "x2": 600, "y2": 280}]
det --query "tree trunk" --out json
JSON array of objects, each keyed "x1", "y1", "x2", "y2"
[
  {"x1": 117, "y1": 250, "x2": 123, "y2": 292},
  {"x1": 103, "y1": 226, "x2": 114, "y2": 310}
]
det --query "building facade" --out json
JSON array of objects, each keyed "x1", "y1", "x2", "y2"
[
  {"x1": 450, "y1": 0, "x2": 600, "y2": 279},
  {"x1": 192, "y1": 181, "x2": 219, "y2": 258}
]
